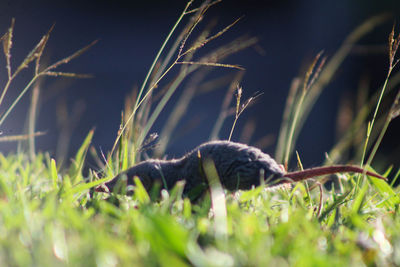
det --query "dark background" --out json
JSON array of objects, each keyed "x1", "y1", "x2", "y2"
[{"x1": 0, "y1": 0, "x2": 399, "y2": 171}]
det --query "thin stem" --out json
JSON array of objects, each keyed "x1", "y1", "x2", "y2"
[
  {"x1": 0, "y1": 79, "x2": 13, "y2": 108},
  {"x1": 275, "y1": 78, "x2": 301, "y2": 162},
  {"x1": 110, "y1": 60, "x2": 177, "y2": 156},
  {"x1": 28, "y1": 81, "x2": 41, "y2": 160},
  {"x1": 280, "y1": 15, "x2": 387, "y2": 167},
  {"x1": 0, "y1": 75, "x2": 40, "y2": 127},
  {"x1": 134, "y1": 1, "x2": 193, "y2": 110},
  {"x1": 327, "y1": 71, "x2": 400, "y2": 163},
  {"x1": 284, "y1": 89, "x2": 307, "y2": 169},
  {"x1": 136, "y1": 64, "x2": 196, "y2": 148},
  {"x1": 228, "y1": 116, "x2": 238, "y2": 141},
  {"x1": 210, "y1": 73, "x2": 243, "y2": 140},
  {"x1": 363, "y1": 69, "x2": 391, "y2": 160},
  {"x1": 366, "y1": 115, "x2": 391, "y2": 167},
  {"x1": 355, "y1": 68, "x2": 392, "y2": 192},
  {"x1": 110, "y1": 1, "x2": 193, "y2": 157}
]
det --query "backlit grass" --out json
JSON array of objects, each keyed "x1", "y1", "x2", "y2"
[{"x1": 0, "y1": 1, "x2": 399, "y2": 266}]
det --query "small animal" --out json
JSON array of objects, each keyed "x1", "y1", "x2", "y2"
[{"x1": 96, "y1": 141, "x2": 386, "y2": 195}]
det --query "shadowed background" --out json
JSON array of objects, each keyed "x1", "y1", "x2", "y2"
[{"x1": 0, "y1": 0, "x2": 399, "y2": 170}]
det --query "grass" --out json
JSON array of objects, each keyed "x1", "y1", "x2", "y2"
[
  {"x1": 0, "y1": 152, "x2": 399, "y2": 266},
  {"x1": 1, "y1": 1, "x2": 400, "y2": 266}
]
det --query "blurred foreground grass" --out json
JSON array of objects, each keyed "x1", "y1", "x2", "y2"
[{"x1": 0, "y1": 150, "x2": 399, "y2": 266}]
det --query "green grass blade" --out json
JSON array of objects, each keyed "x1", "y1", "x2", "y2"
[
  {"x1": 50, "y1": 158, "x2": 58, "y2": 189},
  {"x1": 134, "y1": 176, "x2": 150, "y2": 204},
  {"x1": 69, "y1": 129, "x2": 94, "y2": 183}
]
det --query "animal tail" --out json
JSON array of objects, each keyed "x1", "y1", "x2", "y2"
[{"x1": 284, "y1": 165, "x2": 387, "y2": 182}]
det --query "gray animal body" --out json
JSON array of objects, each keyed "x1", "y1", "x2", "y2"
[{"x1": 98, "y1": 141, "x2": 386, "y2": 195}]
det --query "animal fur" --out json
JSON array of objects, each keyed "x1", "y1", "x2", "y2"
[{"x1": 97, "y1": 141, "x2": 386, "y2": 195}]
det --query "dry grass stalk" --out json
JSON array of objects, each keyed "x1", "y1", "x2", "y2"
[
  {"x1": 361, "y1": 24, "x2": 400, "y2": 169},
  {"x1": 228, "y1": 86, "x2": 263, "y2": 141},
  {"x1": 0, "y1": 20, "x2": 96, "y2": 128},
  {"x1": 111, "y1": 1, "x2": 254, "y2": 159},
  {"x1": 283, "y1": 52, "x2": 326, "y2": 169},
  {"x1": 210, "y1": 72, "x2": 244, "y2": 140},
  {"x1": 0, "y1": 131, "x2": 46, "y2": 142},
  {"x1": 276, "y1": 15, "x2": 389, "y2": 166}
]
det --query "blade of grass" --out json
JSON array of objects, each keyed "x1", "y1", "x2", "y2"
[
  {"x1": 275, "y1": 78, "x2": 301, "y2": 162},
  {"x1": 111, "y1": 1, "x2": 196, "y2": 157},
  {"x1": 155, "y1": 67, "x2": 209, "y2": 156},
  {"x1": 50, "y1": 158, "x2": 59, "y2": 189},
  {"x1": 134, "y1": 176, "x2": 151, "y2": 204},
  {"x1": 28, "y1": 80, "x2": 41, "y2": 160},
  {"x1": 136, "y1": 36, "x2": 256, "y2": 149},
  {"x1": 327, "y1": 72, "x2": 400, "y2": 163},
  {"x1": 202, "y1": 157, "x2": 228, "y2": 240},
  {"x1": 276, "y1": 15, "x2": 389, "y2": 165},
  {"x1": 69, "y1": 129, "x2": 94, "y2": 184},
  {"x1": 283, "y1": 52, "x2": 326, "y2": 168},
  {"x1": 355, "y1": 25, "x2": 400, "y2": 193}
]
